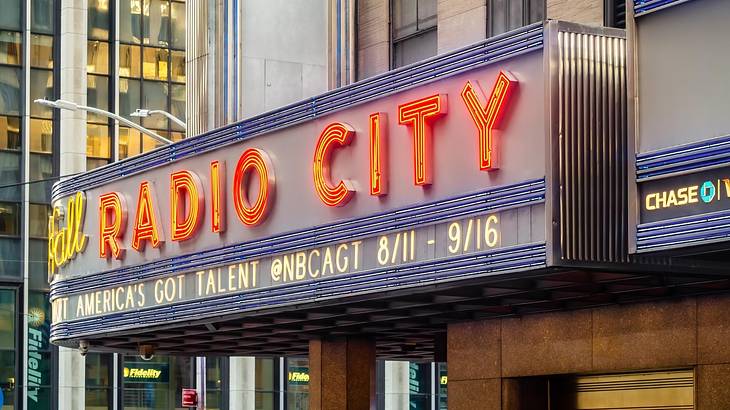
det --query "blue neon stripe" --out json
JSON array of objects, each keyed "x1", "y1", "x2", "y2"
[
  {"x1": 636, "y1": 134, "x2": 730, "y2": 180},
  {"x1": 636, "y1": 208, "x2": 730, "y2": 251}
]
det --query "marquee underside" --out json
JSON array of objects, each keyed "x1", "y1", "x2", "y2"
[{"x1": 75, "y1": 267, "x2": 729, "y2": 359}]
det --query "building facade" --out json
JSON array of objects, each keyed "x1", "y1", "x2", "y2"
[{"x1": 15, "y1": 1, "x2": 730, "y2": 410}]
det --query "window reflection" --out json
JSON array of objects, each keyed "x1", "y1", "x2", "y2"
[
  {"x1": 29, "y1": 153, "x2": 53, "y2": 203},
  {"x1": 30, "y1": 69, "x2": 54, "y2": 119},
  {"x1": 0, "y1": 152, "x2": 20, "y2": 201},
  {"x1": 119, "y1": 127, "x2": 142, "y2": 159},
  {"x1": 123, "y1": 355, "x2": 193, "y2": 410},
  {"x1": 30, "y1": 34, "x2": 53, "y2": 69},
  {"x1": 0, "y1": 116, "x2": 21, "y2": 151},
  {"x1": 120, "y1": 45, "x2": 142, "y2": 78},
  {"x1": 0, "y1": 1, "x2": 21, "y2": 31},
  {"x1": 29, "y1": 204, "x2": 50, "y2": 238},
  {"x1": 89, "y1": 0, "x2": 111, "y2": 40},
  {"x1": 29, "y1": 119, "x2": 52, "y2": 153},
  {"x1": 87, "y1": 124, "x2": 111, "y2": 170},
  {"x1": 0, "y1": 66, "x2": 22, "y2": 116},
  {"x1": 88, "y1": 41, "x2": 110, "y2": 75},
  {"x1": 0, "y1": 202, "x2": 19, "y2": 236},
  {"x1": 31, "y1": 0, "x2": 54, "y2": 34},
  {"x1": 170, "y1": 2, "x2": 185, "y2": 49},
  {"x1": 120, "y1": 0, "x2": 144, "y2": 44},
  {"x1": 143, "y1": 0, "x2": 171, "y2": 47},
  {"x1": 170, "y1": 50, "x2": 185, "y2": 83},
  {"x1": 170, "y1": 84, "x2": 185, "y2": 131},
  {"x1": 0, "y1": 31, "x2": 21, "y2": 66},
  {"x1": 86, "y1": 353, "x2": 112, "y2": 410},
  {"x1": 141, "y1": 81, "x2": 168, "y2": 129},
  {"x1": 143, "y1": 47, "x2": 169, "y2": 80},
  {"x1": 120, "y1": 78, "x2": 142, "y2": 123},
  {"x1": 0, "y1": 237, "x2": 20, "y2": 276},
  {"x1": 87, "y1": 74, "x2": 110, "y2": 123}
]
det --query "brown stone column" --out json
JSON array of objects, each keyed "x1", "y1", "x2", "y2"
[{"x1": 309, "y1": 337, "x2": 376, "y2": 410}]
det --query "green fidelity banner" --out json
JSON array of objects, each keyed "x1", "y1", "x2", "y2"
[{"x1": 123, "y1": 362, "x2": 169, "y2": 383}]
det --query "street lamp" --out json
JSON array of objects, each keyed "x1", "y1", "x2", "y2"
[
  {"x1": 130, "y1": 108, "x2": 187, "y2": 130},
  {"x1": 34, "y1": 99, "x2": 173, "y2": 145}
]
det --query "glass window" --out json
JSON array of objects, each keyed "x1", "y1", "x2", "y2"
[
  {"x1": 120, "y1": 78, "x2": 142, "y2": 123},
  {"x1": 169, "y1": 131, "x2": 184, "y2": 142},
  {"x1": 0, "y1": 1, "x2": 21, "y2": 31},
  {"x1": 488, "y1": 0, "x2": 544, "y2": 37},
  {"x1": 285, "y1": 357, "x2": 308, "y2": 410},
  {"x1": 143, "y1": 0, "x2": 171, "y2": 47},
  {"x1": 120, "y1": 45, "x2": 142, "y2": 78},
  {"x1": 206, "y1": 358, "x2": 223, "y2": 410},
  {"x1": 31, "y1": 0, "x2": 54, "y2": 34},
  {"x1": 170, "y1": 50, "x2": 185, "y2": 83},
  {"x1": 29, "y1": 119, "x2": 52, "y2": 153},
  {"x1": 0, "y1": 66, "x2": 22, "y2": 116},
  {"x1": 28, "y1": 240, "x2": 50, "y2": 289},
  {"x1": 87, "y1": 74, "x2": 110, "y2": 123},
  {"x1": 0, "y1": 238, "x2": 20, "y2": 276},
  {"x1": 89, "y1": 0, "x2": 111, "y2": 40},
  {"x1": 29, "y1": 204, "x2": 49, "y2": 239},
  {"x1": 391, "y1": 0, "x2": 437, "y2": 69},
  {"x1": 0, "y1": 289, "x2": 15, "y2": 349},
  {"x1": 255, "y1": 358, "x2": 279, "y2": 409},
  {"x1": 141, "y1": 81, "x2": 168, "y2": 129},
  {"x1": 29, "y1": 153, "x2": 53, "y2": 203},
  {"x1": 30, "y1": 69, "x2": 54, "y2": 119},
  {"x1": 0, "y1": 152, "x2": 20, "y2": 201},
  {"x1": 170, "y1": 2, "x2": 185, "y2": 50},
  {"x1": 0, "y1": 202, "x2": 19, "y2": 236},
  {"x1": 0, "y1": 31, "x2": 21, "y2": 66},
  {"x1": 123, "y1": 355, "x2": 192, "y2": 410},
  {"x1": 86, "y1": 353, "x2": 112, "y2": 410},
  {"x1": 119, "y1": 127, "x2": 142, "y2": 159},
  {"x1": 436, "y1": 362, "x2": 447, "y2": 409},
  {"x1": 88, "y1": 41, "x2": 110, "y2": 75},
  {"x1": 120, "y1": 0, "x2": 143, "y2": 44},
  {"x1": 0, "y1": 116, "x2": 21, "y2": 151},
  {"x1": 30, "y1": 34, "x2": 53, "y2": 69},
  {"x1": 393, "y1": 29, "x2": 437, "y2": 68},
  {"x1": 170, "y1": 84, "x2": 185, "y2": 131},
  {"x1": 142, "y1": 133, "x2": 165, "y2": 153},
  {"x1": 143, "y1": 47, "x2": 169, "y2": 80},
  {"x1": 408, "y1": 362, "x2": 431, "y2": 409},
  {"x1": 87, "y1": 124, "x2": 111, "y2": 159}
]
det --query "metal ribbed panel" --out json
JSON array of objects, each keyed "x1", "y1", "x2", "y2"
[
  {"x1": 557, "y1": 30, "x2": 628, "y2": 263},
  {"x1": 186, "y1": 0, "x2": 209, "y2": 136}
]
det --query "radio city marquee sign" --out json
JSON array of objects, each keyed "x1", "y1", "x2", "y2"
[
  {"x1": 50, "y1": 56, "x2": 547, "y2": 327},
  {"x1": 640, "y1": 166, "x2": 730, "y2": 223}
]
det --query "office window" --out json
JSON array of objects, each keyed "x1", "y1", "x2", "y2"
[
  {"x1": 0, "y1": 1, "x2": 21, "y2": 31},
  {"x1": 392, "y1": 0, "x2": 437, "y2": 68},
  {"x1": 30, "y1": 34, "x2": 53, "y2": 69},
  {"x1": 120, "y1": 45, "x2": 142, "y2": 78},
  {"x1": 606, "y1": 0, "x2": 626, "y2": 28},
  {"x1": 31, "y1": 0, "x2": 54, "y2": 34},
  {"x1": 170, "y1": 2, "x2": 185, "y2": 49},
  {"x1": 0, "y1": 32, "x2": 21, "y2": 66},
  {"x1": 87, "y1": 123, "x2": 111, "y2": 170},
  {"x1": 0, "y1": 66, "x2": 21, "y2": 116},
  {"x1": 0, "y1": 152, "x2": 20, "y2": 201},
  {"x1": 89, "y1": 0, "x2": 112, "y2": 40},
  {"x1": 0, "y1": 290, "x2": 16, "y2": 407},
  {"x1": 123, "y1": 355, "x2": 193, "y2": 410},
  {"x1": 0, "y1": 116, "x2": 20, "y2": 152},
  {"x1": 488, "y1": 0, "x2": 544, "y2": 37},
  {"x1": 88, "y1": 41, "x2": 110, "y2": 75},
  {"x1": 29, "y1": 69, "x2": 54, "y2": 119}
]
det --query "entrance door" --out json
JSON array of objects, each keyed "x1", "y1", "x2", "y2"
[{"x1": 552, "y1": 369, "x2": 694, "y2": 409}]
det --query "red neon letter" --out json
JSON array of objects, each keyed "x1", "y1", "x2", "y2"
[
  {"x1": 461, "y1": 71, "x2": 517, "y2": 170},
  {"x1": 233, "y1": 148, "x2": 275, "y2": 226},
  {"x1": 369, "y1": 112, "x2": 388, "y2": 196},
  {"x1": 313, "y1": 122, "x2": 356, "y2": 206},
  {"x1": 170, "y1": 170, "x2": 204, "y2": 242},
  {"x1": 131, "y1": 181, "x2": 164, "y2": 251},
  {"x1": 398, "y1": 94, "x2": 447, "y2": 185},
  {"x1": 210, "y1": 160, "x2": 226, "y2": 233},
  {"x1": 99, "y1": 192, "x2": 127, "y2": 259}
]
